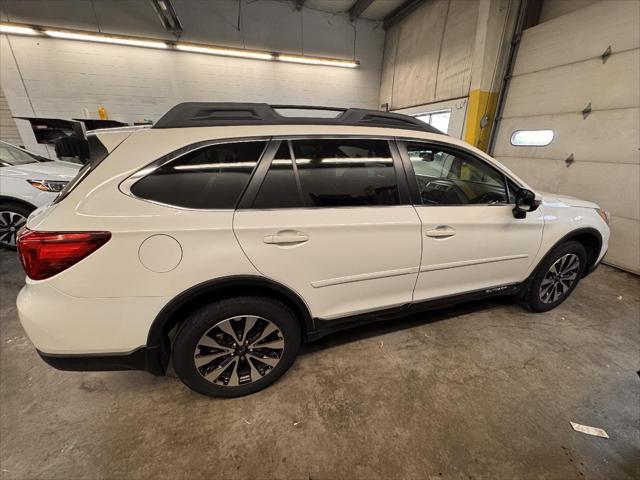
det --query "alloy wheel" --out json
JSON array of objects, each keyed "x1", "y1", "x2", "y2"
[
  {"x1": 193, "y1": 315, "x2": 285, "y2": 387},
  {"x1": 539, "y1": 253, "x2": 581, "y2": 304},
  {"x1": 0, "y1": 210, "x2": 27, "y2": 247}
]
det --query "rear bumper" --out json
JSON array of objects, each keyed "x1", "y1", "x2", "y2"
[
  {"x1": 17, "y1": 281, "x2": 171, "y2": 374},
  {"x1": 37, "y1": 346, "x2": 166, "y2": 375},
  {"x1": 17, "y1": 281, "x2": 168, "y2": 353}
]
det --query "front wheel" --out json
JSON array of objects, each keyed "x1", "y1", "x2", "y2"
[
  {"x1": 526, "y1": 241, "x2": 587, "y2": 312},
  {"x1": 172, "y1": 296, "x2": 301, "y2": 397}
]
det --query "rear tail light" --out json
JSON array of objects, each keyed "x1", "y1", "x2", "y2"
[{"x1": 17, "y1": 228, "x2": 111, "y2": 280}]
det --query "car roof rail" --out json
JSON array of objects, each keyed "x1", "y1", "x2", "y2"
[{"x1": 151, "y1": 102, "x2": 443, "y2": 134}]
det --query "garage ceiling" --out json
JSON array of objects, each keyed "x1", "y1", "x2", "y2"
[{"x1": 298, "y1": 0, "x2": 406, "y2": 20}]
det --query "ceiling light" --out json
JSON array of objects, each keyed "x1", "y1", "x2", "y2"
[
  {"x1": 44, "y1": 30, "x2": 167, "y2": 49},
  {"x1": 278, "y1": 54, "x2": 359, "y2": 68},
  {"x1": 0, "y1": 24, "x2": 39, "y2": 35},
  {"x1": 176, "y1": 44, "x2": 274, "y2": 60}
]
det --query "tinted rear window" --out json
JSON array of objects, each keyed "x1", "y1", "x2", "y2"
[
  {"x1": 131, "y1": 141, "x2": 266, "y2": 209},
  {"x1": 291, "y1": 139, "x2": 399, "y2": 207}
]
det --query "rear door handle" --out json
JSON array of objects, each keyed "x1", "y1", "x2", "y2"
[
  {"x1": 425, "y1": 226, "x2": 456, "y2": 238},
  {"x1": 263, "y1": 231, "x2": 309, "y2": 245}
]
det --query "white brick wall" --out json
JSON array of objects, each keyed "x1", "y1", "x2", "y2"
[{"x1": 0, "y1": 4, "x2": 384, "y2": 153}]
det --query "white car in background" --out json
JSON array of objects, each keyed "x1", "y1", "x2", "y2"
[{"x1": 0, "y1": 140, "x2": 80, "y2": 248}]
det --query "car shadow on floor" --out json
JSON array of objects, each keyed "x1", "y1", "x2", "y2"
[{"x1": 300, "y1": 295, "x2": 519, "y2": 356}]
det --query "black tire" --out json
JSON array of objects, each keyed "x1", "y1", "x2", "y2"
[
  {"x1": 172, "y1": 296, "x2": 301, "y2": 398},
  {"x1": 0, "y1": 202, "x2": 33, "y2": 250},
  {"x1": 526, "y1": 241, "x2": 587, "y2": 312}
]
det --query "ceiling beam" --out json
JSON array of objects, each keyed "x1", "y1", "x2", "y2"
[
  {"x1": 349, "y1": 0, "x2": 375, "y2": 21},
  {"x1": 383, "y1": 0, "x2": 426, "y2": 30},
  {"x1": 522, "y1": 0, "x2": 544, "y2": 29},
  {"x1": 149, "y1": 0, "x2": 183, "y2": 33}
]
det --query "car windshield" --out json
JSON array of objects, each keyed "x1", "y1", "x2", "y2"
[{"x1": 0, "y1": 142, "x2": 50, "y2": 166}]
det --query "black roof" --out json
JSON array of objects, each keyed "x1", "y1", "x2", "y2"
[{"x1": 152, "y1": 103, "x2": 443, "y2": 134}]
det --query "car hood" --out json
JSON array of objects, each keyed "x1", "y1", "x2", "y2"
[
  {"x1": 1, "y1": 161, "x2": 81, "y2": 180},
  {"x1": 537, "y1": 190, "x2": 599, "y2": 209}
]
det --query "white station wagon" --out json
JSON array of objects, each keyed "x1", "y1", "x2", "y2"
[{"x1": 16, "y1": 103, "x2": 610, "y2": 397}]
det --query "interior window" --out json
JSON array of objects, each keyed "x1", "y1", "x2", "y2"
[
  {"x1": 131, "y1": 141, "x2": 266, "y2": 209},
  {"x1": 510, "y1": 129, "x2": 554, "y2": 146},
  {"x1": 291, "y1": 139, "x2": 399, "y2": 207},
  {"x1": 406, "y1": 143, "x2": 508, "y2": 205},
  {"x1": 414, "y1": 109, "x2": 451, "y2": 134},
  {"x1": 252, "y1": 142, "x2": 300, "y2": 209}
]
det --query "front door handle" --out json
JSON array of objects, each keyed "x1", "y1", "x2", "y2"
[
  {"x1": 263, "y1": 231, "x2": 309, "y2": 245},
  {"x1": 425, "y1": 226, "x2": 456, "y2": 238}
]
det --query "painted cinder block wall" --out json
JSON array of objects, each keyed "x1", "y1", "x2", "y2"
[{"x1": 0, "y1": 0, "x2": 385, "y2": 155}]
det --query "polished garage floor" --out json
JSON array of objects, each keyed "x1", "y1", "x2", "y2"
[{"x1": 1, "y1": 249, "x2": 638, "y2": 480}]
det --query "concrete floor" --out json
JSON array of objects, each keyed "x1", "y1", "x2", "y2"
[{"x1": 0, "y1": 249, "x2": 638, "y2": 480}]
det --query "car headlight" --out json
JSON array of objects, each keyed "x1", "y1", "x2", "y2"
[
  {"x1": 595, "y1": 208, "x2": 611, "y2": 225},
  {"x1": 27, "y1": 179, "x2": 69, "y2": 193}
]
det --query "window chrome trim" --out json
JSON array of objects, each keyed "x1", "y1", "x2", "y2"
[{"x1": 118, "y1": 136, "x2": 271, "y2": 211}]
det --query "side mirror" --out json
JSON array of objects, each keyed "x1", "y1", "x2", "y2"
[
  {"x1": 512, "y1": 189, "x2": 540, "y2": 219},
  {"x1": 420, "y1": 151, "x2": 434, "y2": 162}
]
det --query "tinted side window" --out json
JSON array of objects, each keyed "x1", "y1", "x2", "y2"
[
  {"x1": 291, "y1": 139, "x2": 399, "y2": 207},
  {"x1": 407, "y1": 143, "x2": 507, "y2": 205},
  {"x1": 252, "y1": 142, "x2": 301, "y2": 209},
  {"x1": 131, "y1": 141, "x2": 266, "y2": 209}
]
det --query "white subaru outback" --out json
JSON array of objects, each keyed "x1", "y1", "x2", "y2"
[{"x1": 16, "y1": 103, "x2": 610, "y2": 397}]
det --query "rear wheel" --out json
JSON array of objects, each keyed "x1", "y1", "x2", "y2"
[
  {"x1": 172, "y1": 296, "x2": 301, "y2": 397},
  {"x1": 526, "y1": 241, "x2": 587, "y2": 312},
  {"x1": 0, "y1": 202, "x2": 32, "y2": 250}
]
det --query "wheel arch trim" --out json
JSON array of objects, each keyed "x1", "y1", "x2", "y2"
[
  {"x1": 146, "y1": 275, "x2": 314, "y2": 351},
  {"x1": 533, "y1": 227, "x2": 603, "y2": 280},
  {"x1": 0, "y1": 195, "x2": 37, "y2": 211}
]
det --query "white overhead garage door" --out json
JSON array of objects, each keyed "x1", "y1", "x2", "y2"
[{"x1": 492, "y1": 0, "x2": 640, "y2": 273}]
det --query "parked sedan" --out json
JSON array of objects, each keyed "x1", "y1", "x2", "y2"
[{"x1": 0, "y1": 140, "x2": 80, "y2": 248}]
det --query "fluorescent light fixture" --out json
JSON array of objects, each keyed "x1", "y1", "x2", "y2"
[
  {"x1": 278, "y1": 54, "x2": 359, "y2": 68},
  {"x1": 44, "y1": 30, "x2": 168, "y2": 49},
  {"x1": 176, "y1": 44, "x2": 274, "y2": 60},
  {"x1": 0, "y1": 24, "x2": 39, "y2": 35},
  {"x1": 0, "y1": 22, "x2": 360, "y2": 68}
]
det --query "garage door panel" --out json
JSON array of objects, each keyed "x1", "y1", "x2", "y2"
[
  {"x1": 493, "y1": 108, "x2": 640, "y2": 164},
  {"x1": 379, "y1": 27, "x2": 399, "y2": 108},
  {"x1": 503, "y1": 49, "x2": 639, "y2": 118},
  {"x1": 514, "y1": 1, "x2": 640, "y2": 76},
  {"x1": 604, "y1": 216, "x2": 640, "y2": 274},
  {"x1": 495, "y1": 156, "x2": 640, "y2": 220},
  {"x1": 392, "y1": 0, "x2": 447, "y2": 108},
  {"x1": 494, "y1": 0, "x2": 638, "y2": 272},
  {"x1": 497, "y1": 156, "x2": 564, "y2": 192},
  {"x1": 434, "y1": 0, "x2": 476, "y2": 101}
]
